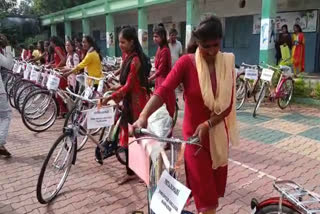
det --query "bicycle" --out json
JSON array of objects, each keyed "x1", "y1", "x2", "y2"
[
  {"x1": 36, "y1": 89, "x2": 124, "y2": 204},
  {"x1": 253, "y1": 64, "x2": 294, "y2": 117},
  {"x1": 129, "y1": 128, "x2": 202, "y2": 214},
  {"x1": 20, "y1": 68, "x2": 72, "y2": 132},
  {"x1": 236, "y1": 63, "x2": 263, "y2": 110},
  {"x1": 251, "y1": 180, "x2": 320, "y2": 214}
]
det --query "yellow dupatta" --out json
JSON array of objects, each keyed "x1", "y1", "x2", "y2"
[{"x1": 195, "y1": 49, "x2": 239, "y2": 169}]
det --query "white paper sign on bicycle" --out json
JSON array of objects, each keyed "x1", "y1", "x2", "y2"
[
  {"x1": 46, "y1": 69, "x2": 62, "y2": 91},
  {"x1": 150, "y1": 170, "x2": 191, "y2": 214},
  {"x1": 261, "y1": 68, "x2": 275, "y2": 82},
  {"x1": 244, "y1": 68, "x2": 259, "y2": 80},
  {"x1": 86, "y1": 106, "x2": 115, "y2": 129}
]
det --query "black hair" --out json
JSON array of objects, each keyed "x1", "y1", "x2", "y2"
[
  {"x1": 187, "y1": 15, "x2": 223, "y2": 53},
  {"x1": 47, "y1": 45, "x2": 55, "y2": 62},
  {"x1": 153, "y1": 25, "x2": 168, "y2": 48},
  {"x1": 169, "y1": 28, "x2": 178, "y2": 36},
  {"x1": 119, "y1": 26, "x2": 149, "y2": 92},
  {"x1": 294, "y1": 24, "x2": 302, "y2": 33},
  {"x1": 38, "y1": 41, "x2": 45, "y2": 53},
  {"x1": 0, "y1": 34, "x2": 8, "y2": 48},
  {"x1": 281, "y1": 24, "x2": 288, "y2": 31},
  {"x1": 83, "y1": 35, "x2": 102, "y2": 61},
  {"x1": 50, "y1": 36, "x2": 65, "y2": 50},
  {"x1": 66, "y1": 39, "x2": 76, "y2": 51},
  {"x1": 29, "y1": 45, "x2": 34, "y2": 51},
  {"x1": 74, "y1": 37, "x2": 82, "y2": 45}
]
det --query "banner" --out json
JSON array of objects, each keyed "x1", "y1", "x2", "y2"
[
  {"x1": 259, "y1": 18, "x2": 276, "y2": 50},
  {"x1": 253, "y1": 10, "x2": 317, "y2": 34}
]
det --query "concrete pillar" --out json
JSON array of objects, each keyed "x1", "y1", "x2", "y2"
[
  {"x1": 185, "y1": 0, "x2": 200, "y2": 49},
  {"x1": 50, "y1": 24, "x2": 57, "y2": 37},
  {"x1": 64, "y1": 21, "x2": 72, "y2": 41},
  {"x1": 138, "y1": 7, "x2": 148, "y2": 55},
  {"x1": 106, "y1": 14, "x2": 115, "y2": 57},
  {"x1": 259, "y1": 0, "x2": 277, "y2": 64},
  {"x1": 82, "y1": 18, "x2": 90, "y2": 37}
]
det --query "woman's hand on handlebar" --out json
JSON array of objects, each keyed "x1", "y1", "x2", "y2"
[
  {"x1": 131, "y1": 116, "x2": 148, "y2": 136},
  {"x1": 193, "y1": 122, "x2": 209, "y2": 144},
  {"x1": 62, "y1": 70, "x2": 73, "y2": 78}
]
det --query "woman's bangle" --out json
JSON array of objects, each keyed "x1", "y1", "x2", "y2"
[{"x1": 207, "y1": 120, "x2": 213, "y2": 128}]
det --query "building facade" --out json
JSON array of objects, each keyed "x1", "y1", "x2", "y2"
[{"x1": 40, "y1": 0, "x2": 320, "y2": 73}]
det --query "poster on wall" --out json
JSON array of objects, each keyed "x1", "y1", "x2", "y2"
[
  {"x1": 106, "y1": 32, "x2": 114, "y2": 49},
  {"x1": 185, "y1": 25, "x2": 192, "y2": 49},
  {"x1": 253, "y1": 10, "x2": 317, "y2": 34},
  {"x1": 138, "y1": 29, "x2": 148, "y2": 50},
  {"x1": 260, "y1": 18, "x2": 276, "y2": 50}
]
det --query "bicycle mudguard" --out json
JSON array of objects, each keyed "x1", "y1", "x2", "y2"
[
  {"x1": 72, "y1": 139, "x2": 77, "y2": 165},
  {"x1": 253, "y1": 197, "x2": 298, "y2": 212}
]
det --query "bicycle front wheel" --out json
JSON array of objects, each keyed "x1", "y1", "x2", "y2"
[
  {"x1": 36, "y1": 133, "x2": 75, "y2": 204},
  {"x1": 253, "y1": 83, "x2": 267, "y2": 118},
  {"x1": 277, "y1": 78, "x2": 294, "y2": 109},
  {"x1": 254, "y1": 204, "x2": 300, "y2": 214},
  {"x1": 148, "y1": 158, "x2": 165, "y2": 214},
  {"x1": 63, "y1": 104, "x2": 88, "y2": 151}
]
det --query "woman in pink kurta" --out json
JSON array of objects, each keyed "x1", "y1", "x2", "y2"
[{"x1": 134, "y1": 16, "x2": 235, "y2": 214}]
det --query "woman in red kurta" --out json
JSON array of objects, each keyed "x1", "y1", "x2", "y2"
[
  {"x1": 134, "y1": 16, "x2": 237, "y2": 214},
  {"x1": 292, "y1": 24, "x2": 305, "y2": 76},
  {"x1": 103, "y1": 26, "x2": 150, "y2": 185},
  {"x1": 148, "y1": 25, "x2": 175, "y2": 118},
  {"x1": 50, "y1": 36, "x2": 67, "y2": 116}
]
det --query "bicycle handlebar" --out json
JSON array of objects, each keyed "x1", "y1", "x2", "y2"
[
  {"x1": 133, "y1": 128, "x2": 202, "y2": 146},
  {"x1": 65, "y1": 87, "x2": 100, "y2": 103},
  {"x1": 241, "y1": 63, "x2": 262, "y2": 70}
]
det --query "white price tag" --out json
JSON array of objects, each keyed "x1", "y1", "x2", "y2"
[
  {"x1": 16, "y1": 64, "x2": 22, "y2": 74},
  {"x1": 12, "y1": 63, "x2": 19, "y2": 73},
  {"x1": 30, "y1": 69, "x2": 40, "y2": 82},
  {"x1": 23, "y1": 66, "x2": 30, "y2": 79},
  {"x1": 86, "y1": 107, "x2": 115, "y2": 129},
  {"x1": 97, "y1": 79, "x2": 104, "y2": 93},
  {"x1": 46, "y1": 75, "x2": 60, "y2": 91},
  {"x1": 83, "y1": 87, "x2": 93, "y2": 99},
  {"x1": 244, "y1": 68, "x2": 258, "y2": 80},
  {"x1": 261, "y1": 68, "x2": 274, "y2": 82},
  {"x1": 150, "y1": 170, "x2": 191, "y2": 214}
]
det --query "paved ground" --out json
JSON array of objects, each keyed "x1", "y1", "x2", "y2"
[{"x1": 1, "y1": 100, "x2": 320, "y2": 214}]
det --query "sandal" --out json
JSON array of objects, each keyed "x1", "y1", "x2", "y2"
[{"x1": 118, "y1": 174, "x2": 136, "y2": 185}]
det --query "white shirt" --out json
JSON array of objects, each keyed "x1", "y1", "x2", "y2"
[
  {"x1": 0, "y1": 47, "x2": 14, "y2": 70},
  {"x1": 66, "y1": 53, "x2": 80, "y2": 69},
  {"x1": 168, "y1": 40, "x2": 183, "y2": 66}
]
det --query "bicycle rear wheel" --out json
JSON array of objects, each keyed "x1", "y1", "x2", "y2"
[
  {"x1": 254, "y1": 204, "x2": 300, "y2": 214},
  {"x1": 277, "y1": 78, "x2": 294, "y2": 109},
  {"x1": 236, "y1": 77, "x2": 246, "y2": 110},
  {"x1": 16, "y1": 84, "x2": 40, "y2": 113},
  {"x1": 21, "y1": 90, "x2": 58, "y2": 132},
  {"x1": 253, "y1": 83, "x2": 267, "y2": 118},
  {"x1": 36, "y1": 133, "x2": 75, "y2": 204}
]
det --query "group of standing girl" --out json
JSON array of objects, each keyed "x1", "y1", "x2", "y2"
[
  {"x1": 18, "y1": 16, "x2": 238, "y2": 214},
  {"x1": 276, "y1": 24, "x2": 305, "y2": 77}
]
